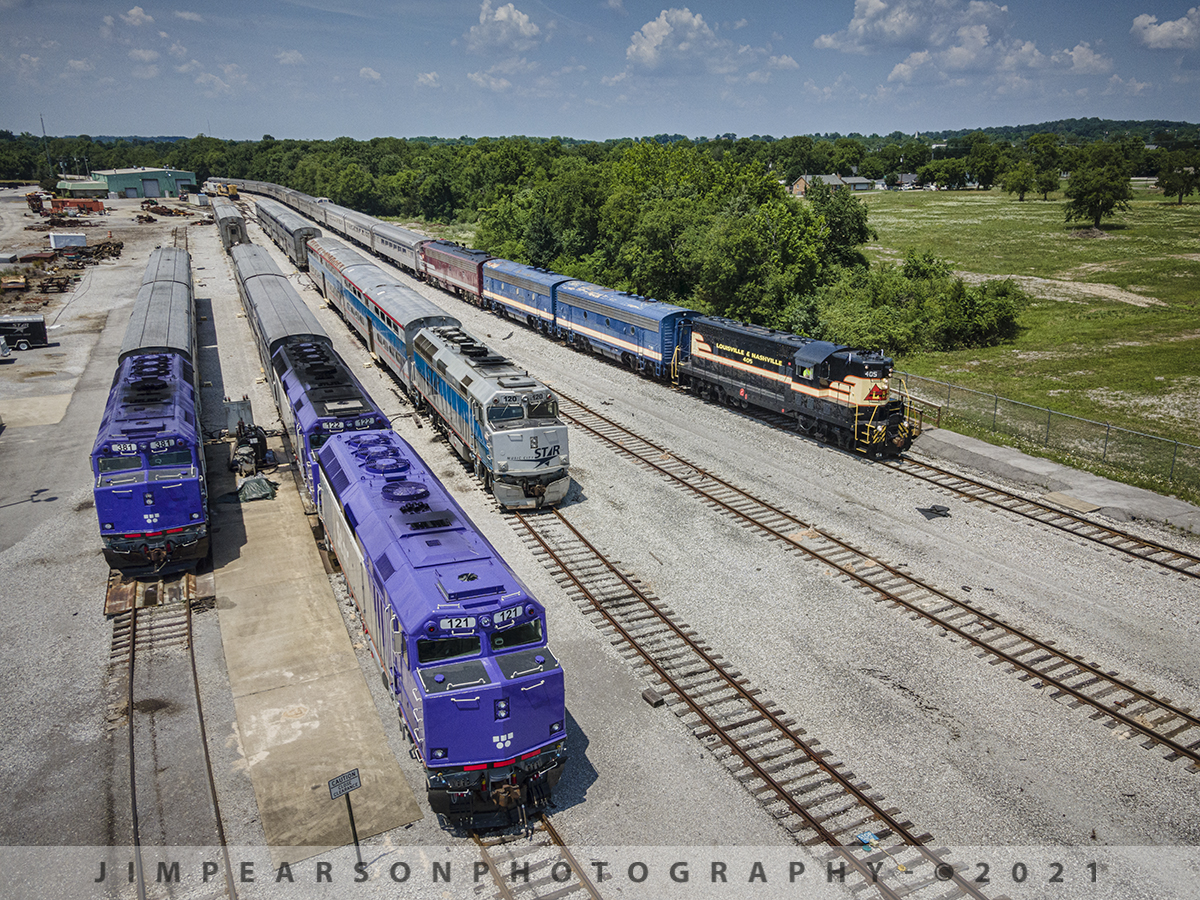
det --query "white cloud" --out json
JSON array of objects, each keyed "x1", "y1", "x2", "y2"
[
  {"x1": 1131, "y1": 7, "x2": 1199, "y2": 50},
  {"x1": 132, "y1": 65, "x2": 159, "y2": 79},
  {"x1": 469, "y1": 70, "x2": 512, "y2": 91},
  {"x1": 887, "y1": 49, "x2": 930, "y2": 82},
  {"x1": 175, "y1": 10, "x2": 203, "y2": 23},
  {"x1": 275, "y1": 50, "x2": 305, "y2": 65},
  {"x1": 360, "y1": 67, "x2": 381, "y2": 81},
  {"x1": 169, "y1": 41, "x2": 187, "y2": 57},
  {"x1": 1104, "y1": 73, "x2": 1152, "y2": 95},
  {"x1": 121, "y1": 6, "x2": 153, "y2": 26},
  {"x1": 767, "y1": 54, "x2": 799, "y2": 70},
  {"x1": 416, "y1": 71, "x2": 440, "y2": 88},
  {"x1": 196, "y1": 72, "x2": 231, "y2": 95},
  {"x1": 467, "y1": 0, "x2": 541, "y2": 53},
  {"x1": 176, "y1": 59, "x2": 201, "y2": 73},
  {"x1": 815, "y1": 0, "x2": 1008, "y2": 54},
  {"x1": 18, "y1": 54, "x2": 41, "y2": 75},
  {"x1": 128, "y1": 48, "x2": 160, "y2": 63},
  {"x1": 627, "y1": 8, "x2": 719, "y2": 68},
  {"x1": 1052, "y1": 41, "x2": 1112, "y2": 74},
  {"x1": 67, "y1": 59, "x2": 95, "y2": 72},
  {"x1": 1000, "y1": 40, "x2": 1047, "y2": 70}
]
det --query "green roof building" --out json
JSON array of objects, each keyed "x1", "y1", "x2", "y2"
[{"x1": 92, "y1": 167, "x2": 197, "y2": 199}]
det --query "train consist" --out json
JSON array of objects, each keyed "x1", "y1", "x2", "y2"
[
  {"x1": 226, "y1": 237, "x2": 567, "y2": 822},
  {"x1": 217, "y1": 178, "x2": 918, "y2": 456},
  {"x1": 254, "y1": 196, "x2": 322, "y2": 269},
  {"x1": 91, "y1": 247, "x2": 208, "y2": 572},
  {"x1": 305, "y1": 236, "x2": 570, "y2": 508}
]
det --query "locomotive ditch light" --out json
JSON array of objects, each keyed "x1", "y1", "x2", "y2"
[
  {"x1": 549, "y1": 721, "x2": 563, "y2": 735},
  {"x1": 498, "y1": 461, "x2": 508, "y2": 472},
  {"x1": 431, "y1": 748, "x2": 447, "y2": 760},
  {"x1": 190, "y1": 512, "x2": 201, "y2": 520},
  {"x1": 103, "y1": 523, "x2": 114, "y2": 531}
]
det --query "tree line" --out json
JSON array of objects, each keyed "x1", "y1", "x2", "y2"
[{"x1": 3, "y1": 126, "x2": 1193, "y2": 355}]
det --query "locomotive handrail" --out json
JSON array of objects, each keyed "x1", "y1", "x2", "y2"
[
  {"x1": 449, "y1": 694, "x2": 481, "y2": 703},
  {"x1": 519, "y1": 680, "x2": 546, "y2": 691}
]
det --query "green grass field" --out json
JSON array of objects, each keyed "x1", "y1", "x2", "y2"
[{"x1": 861, "y1": 188, "x2": 1200, "y2": 459}]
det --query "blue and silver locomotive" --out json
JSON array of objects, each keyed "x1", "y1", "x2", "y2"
[
  {"x1": 91, "y1": 248, "x2": 208, "y2": 572},
  {"x1": 316, "y1": 428, "x2": 567, "y2": 821}
]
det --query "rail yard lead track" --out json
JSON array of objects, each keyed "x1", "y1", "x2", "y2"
[
  {"x1": 512, "y1": 507, "x2": 999, "y2": 900},
  {"x1": 553, "y1": 390, "x2": 1200, "y2": 773},
  {"x1": 107, "y1": 573, "x2": 236, "y2": 900},
  {"x1": 881, "y1": 457, "x2": 1200, "y2": 579},
  {"x1": 686, "y1": 383, "x2": 1200, "y2": 580},
  {"x1": 472, "y1": 815, "x2": 604, "y2": 900}
]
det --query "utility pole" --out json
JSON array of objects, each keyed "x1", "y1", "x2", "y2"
[{"x1": 39, "y1": 114, "x2": 53, "y2": 183}]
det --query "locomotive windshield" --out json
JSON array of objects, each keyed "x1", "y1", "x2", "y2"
[
  {"x1": 490, "y1": 619, "x2": 543, "y2": 651},
  {"x1": 417, "y1": 634, "x2": 481, "y2": 664},
  {"x1": 149, "y1": 450, "x2": 192, "y2": 467},
  {"x1": 98, "y1": 456, "x2": 142, "y2": 473},
  {"x1": 526, "y1": 398, "x2": 558, "y2": 420},
  {"x1": 487, "y1": 404, "x2": 524, "y2": 424}
]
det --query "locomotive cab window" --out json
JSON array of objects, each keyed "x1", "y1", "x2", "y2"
[
  {"x1": 490, "y1": 618, "x2": 542, "y2": 651},
  {"x1": 487, "y1": 404, "x2": 524, "y2": 424},
  {"x1": 417, "y1": 635, "x2": 481, "y2": 664},
  {"x1": 149, "y1": 450, "x2": 192, "y2": 468},
  {"x1": 98, "y1": 456, "x2": 143, "y2": 473},
  {"x1": 526, "y1": 398, "x2": 558, "y2": 420}
]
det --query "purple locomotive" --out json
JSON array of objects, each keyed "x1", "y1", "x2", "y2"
[
  {"x1": 317, "y1": 428, "x2": 567, "y2": 823},
  {"x1": 91, "y1": 248, "x2": 208, "y2": 572}
]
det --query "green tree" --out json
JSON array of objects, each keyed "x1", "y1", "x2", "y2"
[
  {"x1": 804, "y1": 179, "x2": 875, "y2": 268},
  {"x1": 1001, "y1": 161, "x2": 1037, "y2": 201},
  {"x1": 1063, "y1": 145, "x2": 1133, "y2": 228},
  {"x1": 1035, "y1": 169, "x2": 1061, "y2": 200},
  {"x1": 1154, "y1": 149, "x2": 1200, "y2": 204}
]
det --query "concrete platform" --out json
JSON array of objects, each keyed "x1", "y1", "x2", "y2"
[
  {"x1": 206, "y1": 439, "x2": 422, "y2": 864},
  {"x1": 912, "y1": 426, "x2": 1200, "y2": 535}
]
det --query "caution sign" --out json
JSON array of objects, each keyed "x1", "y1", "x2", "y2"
[{"x1": 328, "y1": 769, "x2": 361, "y2": 801}]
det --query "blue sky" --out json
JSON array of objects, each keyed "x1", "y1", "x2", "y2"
[{"x1": 2, "y1": 0, "x2": 1198, "y2": 141}]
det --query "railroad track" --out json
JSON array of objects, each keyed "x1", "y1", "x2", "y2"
[
  {"x1": 553, "y1": 391, "x2": 1200, "y2": 773},
  {"x1": 472, "y1": 815, "x2": 604, "y2": 900},
  {"x1": 107, "y1": 573, "x2": 235, "y2": 900},
  {"x1": 882, "y1": 456, "x2": 1200, "y2": 579},
  {"x1": 675, "y1": 380, "x2": 1200, "y2": 581},
  {"x1": 512, "y1": 507, "x2": 998, "y2": 900}
]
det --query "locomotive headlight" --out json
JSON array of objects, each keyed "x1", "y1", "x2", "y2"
[
  {"x1": 494, "y1": 699, "x2": 509, "y2": 720},
  {"x1": 431, "y1": 748, "x2": 447, "y2": 760},
  {"x1": 143, "y1": 493, "x2": 154, "y2": 506}
]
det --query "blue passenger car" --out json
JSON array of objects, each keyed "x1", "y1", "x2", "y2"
[
  {"x1": 481, "y1": 259, "x2": 568, "y2": 332},
  {"x1": 92, "y1": 248, "x2": 207, "y2": 572},
  {"x1": 552, "y1": 280, "x2": 693, "y2": 377},
  {"x1": 316, "y1": 429, "x2": 567, "y2": 821}
]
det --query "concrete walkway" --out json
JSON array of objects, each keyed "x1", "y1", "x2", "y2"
[
  {"x1": 913, "y1": 426, "x2": 1200, "y2": 535},
  {"x1": 207, "y1": 439, "x2": 421, "y2": 864}
]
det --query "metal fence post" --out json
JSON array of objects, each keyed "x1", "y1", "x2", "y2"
[
  {"x1": 1102, "y1": 423, "x2": 1110, "y2": 461},
  {"x1": 1045, "y1": 408, "x2": 1052, "y2": 446},
  {"x1": 1171, "y1": 441, "x2": 1178, "y2": 481}
]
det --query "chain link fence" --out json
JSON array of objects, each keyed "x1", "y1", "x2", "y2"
[{"x1": 893, "y1": 372, "x2": 1200, "y2": 490}]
